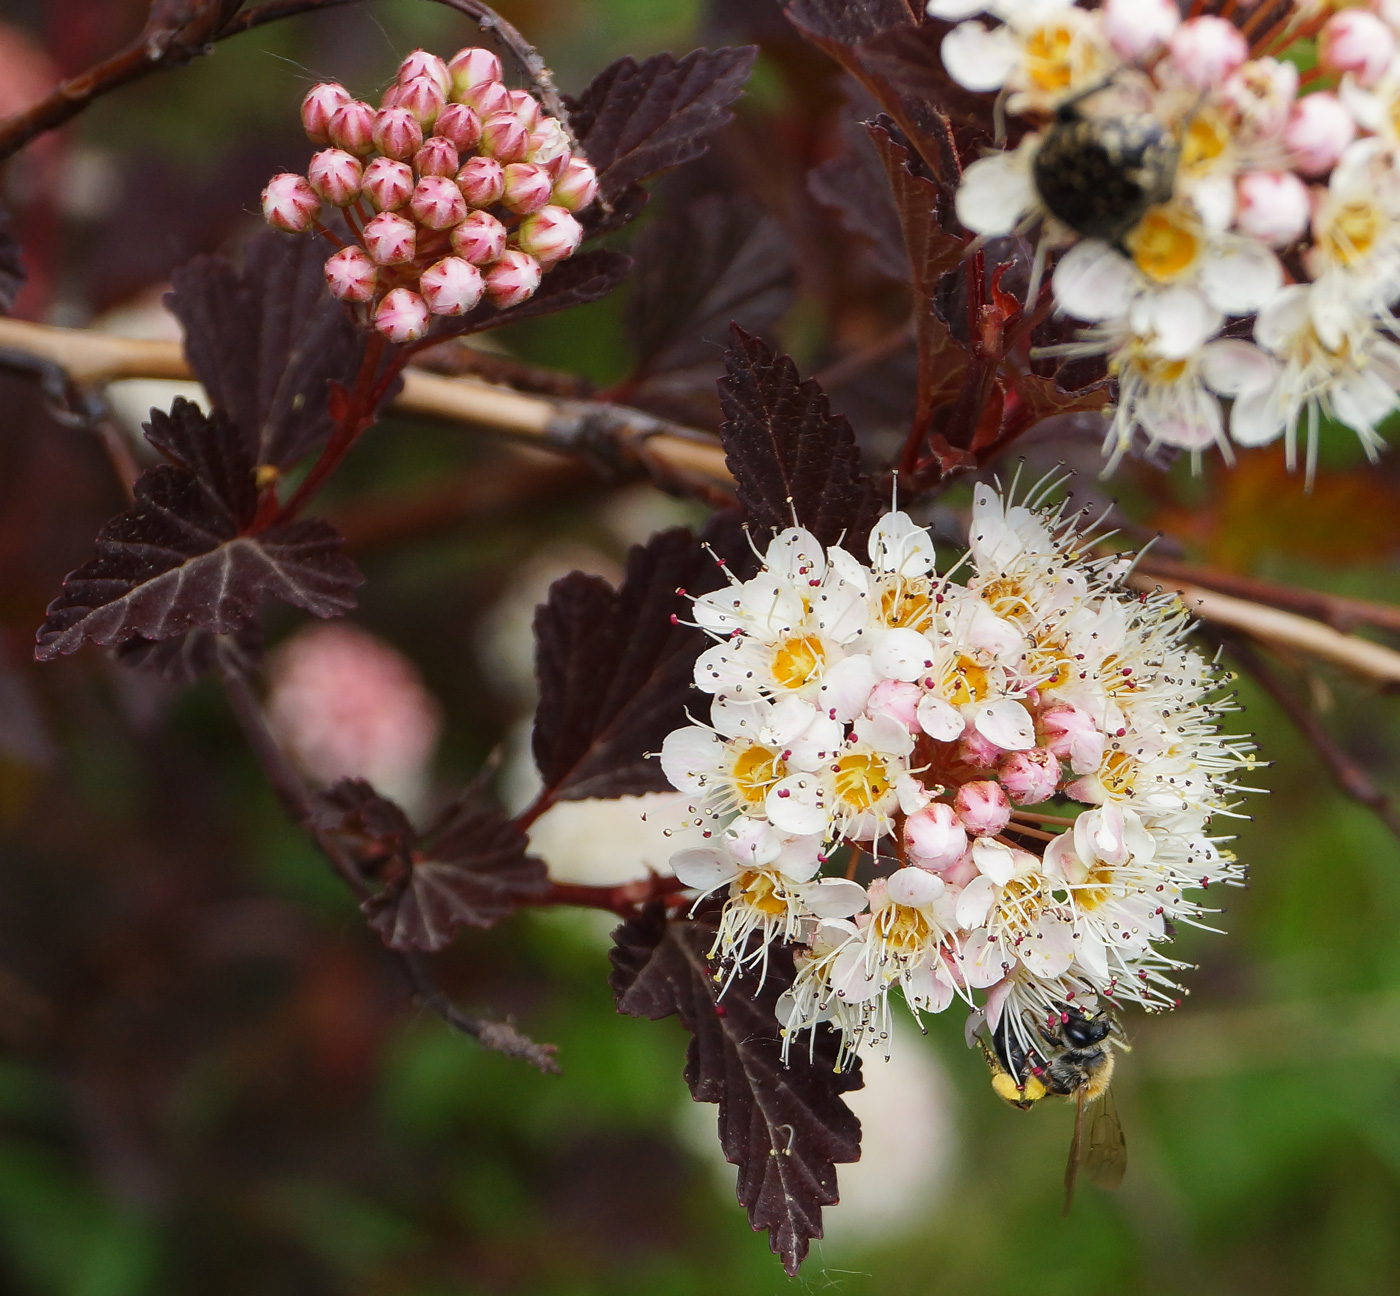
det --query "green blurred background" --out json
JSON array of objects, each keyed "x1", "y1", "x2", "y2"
[{"x1": 0, "y1": 0, "x2": 1398, "y2": 1292}]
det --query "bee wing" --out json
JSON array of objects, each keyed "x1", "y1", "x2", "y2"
[
  {"x1": 1062, "y1": 1087, "x2": 1087, "y2": 1216},
  {"x1": 1084, "y1": 1089, "x2": 1127, "y2": 1192}
]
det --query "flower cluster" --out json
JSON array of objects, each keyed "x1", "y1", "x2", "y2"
[
  {"x1": 661, "y1": 485, "x2": 1257, "y2": 1065},
  {"x1": 261, "y1": 47, "x2": 597, "y2": 343},
  {"x1": 939, "y1": 0, "x2": 1400, "y2": 474}
]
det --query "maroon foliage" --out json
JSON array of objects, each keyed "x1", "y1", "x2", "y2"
[
  {"x1": 0, "y1": 206, "x2": 24, "y2": 315},
  {"x1": 718, "y1": 326, "x2": 881, "y2": 552},
  {"x1": 610, "y1": 906, "x2": 863, "y2": 1276},
  {"x1": 35, "y1": 400, "x2": 361, "y2": 660}
]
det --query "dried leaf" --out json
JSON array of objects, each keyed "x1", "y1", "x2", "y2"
[
  {"x1": 610, "y1": 907, "x2": 863, "y2": 1276},
  {"x1": 166, "y1": 230, "x2": 371, "y2": 469},
  {"x1": 717, "y1": 326, "x2": 881, "y2": 552},
  {"x1": 35, "y1": 400, "x2": 361, "y2": 661},
  {"x1": 0, "y1": 205, "x2": 25, "y2": 315},
  {"x1": 532, "y1": 523, "x2": 744, "y2": 801},
  {"x1": 566, "y1": 47, "x2": 759, "y2": 228}
]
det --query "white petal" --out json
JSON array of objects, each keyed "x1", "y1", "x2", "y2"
[
  {"x1": 784, "y1": 714, "x2": 846, "y2": 770},
  {"x1": 1228, "y1": 381, "x2": 1286, "y2": 446},
  {"x1": 1200, "y1": 338, "x2": 1277, "y2": 396},
  {"x1": 1019, "y1": 916, "x2": 1076, "y2": 978},
  {"x1": 917, "y1": 693, "x2": 965, "y2": 742},
  {"x1": 870, "y1": 626, "x2": 936, "y2": 682},
  {"x1": 956, "y1": 928, "x2": 1006, "y2": 988},
  {"x1": 831, "y1": 944, "x2": 885, "y2": 1003},
  {"x1": 1190, "y1": 172, "x2": 1236, "y2": 232},
  {"x1": 1052, "y1": 240, "x2": 1137, "y2": 321},
  {"x1": 1200, "y1": 239, "x2": 1283, "y2": 315},
  {"x1": 670, "y1": 847, "x2": 737, "y2": 890},
  {"x1": 1076, "y1": 926, "x2": 1110, "y2": 981},
  {"x1": 972, "y1": 836, "x2": 1018, "y2": 885},
  {"x1": 813, "y1": 580, "x2": 869, "y2": 643},
  {"x1": 887, "y1": 866, "x2": 945, "y2": 907},
  {"x1": 763, "y1": 527, "x2": 826, "y2": 585},
  {"x1": 941, "y1": 21, "x2": 1021, "y2": 93},
  {"x1": 1333, "y1": 366, "x2": 1399, "y2": 432},
  {"x1": 804, "y1": 877, "x2": 869, "y2": 918},
  {"x1": 817, "y1": 653, "x2": 882, "y2": 722},
  {"x1": 903, "y1": 960, "x2": 955, "y2": 1013},
  {"x1": 659, "y1": 726, "x2": 722, "y2": 793},
  {"x1": 954, "y1": 148, "x2": 1036, "y2": 235},
  {"x1": 927, "y1": 0, "x2": 988, "y2": 18},
  {"x1": 725, "y1": 819, "x2": 784, "y2": 869},
  {"x1": 974, "y1": 697, "x2": 1036, "y2": 750},
  {"x1": 1130, "y1": 286, "x2": 1222, "y2": 359},
  {"x1": 1253, "y1": 283, "x2": 1309, "y2": 355},
  {"x1": 869, "y1": 511, "x2": 937, "y2": 577},
  {"x1": 851, "y1": 712, "x2": 916, "y2": 757},
  {"x1": 737, "y1": 573, "x2": 806, "y2": 638},
  {"x1": 765, "y1": 774, "x2": 830, "y2": 835},
  {"x1": 955, "y1": 873, "x2": 997, "y2": 927}
]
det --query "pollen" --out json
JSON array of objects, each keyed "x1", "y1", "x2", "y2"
[
  {"x1": 1126, "y1": 206, "x2": 1200, "y2": 283},
  {"x1": 832, "y1": 752, "x2": 891, "y2": 811},
  {"x1": 729, "y1": 745, "x2": 785, "y2": 805},
  {"x1": 770, "y1": 634, "x2": 826, "y2": 690}
]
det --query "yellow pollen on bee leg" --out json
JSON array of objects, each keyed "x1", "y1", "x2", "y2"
[
  {"x1": 771, "y1": 634, "x2": 826, "y2": 689},
  {"x1": 1126, "y1": 207, "x2": 1200, "y2": 283}
]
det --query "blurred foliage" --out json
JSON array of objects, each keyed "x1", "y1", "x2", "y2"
[{"x1": 0, "y1": 0, "x2": 1396, "y2": 1292}]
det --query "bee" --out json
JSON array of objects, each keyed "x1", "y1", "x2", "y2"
[
  {"x1": 978, "y1": 1003, "x2": 1128, "y2": 1213},
  {"x1": 1031, "y1": 85, "x2": 1179, "y2": 246}
]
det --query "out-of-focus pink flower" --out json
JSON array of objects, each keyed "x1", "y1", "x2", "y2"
[
  {"x1": 1284, "y1": 93, "x2": 1356, "y2": 176},
  {"x1": 1168, "y1": 16, "x2": 1248, "y2": 88},
  {"x1": 1320, "y1": 10, "x2": 1396, "y2": 87}
]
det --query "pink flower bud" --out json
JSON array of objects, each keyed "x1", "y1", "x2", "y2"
[
  {"x1": 998, "y1": 747, "x2": 1059, "y2": 806},
  {"x1": 410, "y1": 175, "x2": 468, "y2": 230},
  {"x1": 449, "y1": 46, "x2": 503, "y2": 96},
  {"x1": 515, "y1": 205, "x2": 582, "y2": 266},
  {"x1": 1168, "y1": 15, "x2": 1248, "y2": 88},
  {"x1": 328, "y1": 100, "x2": 376, "y2": 156},
  {"x1": 484, "y1": 249, "x2": 542, "y2": 307},
  {"x1": 434, "y1": 103, "x2": 482, "y2": 152},
  {"x1": 904, "y1": 801, "x2": 968, "y2": 869},
  {"x1": 1284, "y1": 92, "x2": 1355, "y2": 176},
  {"x1": 956, "y1": 728, "x2": 1002, "y2": 771},
  {"x1": 552, "y1": 157, "x2": 599, "y2": 211},
  {"x1": 954, "y1": 780, "x2": 1011, "y2": 837},
  {"x1": 396, "y1": 75, "x2": 446, "y2": 128},
  {"x1": 306, "y1": 148, "x2": 362, "y2": 206},
  {"x1": 1038, "y1": 705, "x2": 1103, "y2": 775},
  {"x1": 865, "y1": 679, "x2": 922, "y2": 733},
  {"x1": 420, "y1": 255, "x2": 485, "y2": 315},
  {"x1": 455, "y1": 156, "x2": 506, "y2": 207},
  {"x1": 374, "y1": 288, "x2": 431, "y2": 342},
  {"x1": 450, "y1": 209, "x2": 508, "y2": 264},
  {"x1": 362, "y1": 157, "x2": 415, "y2": 211},
  {"x1": 500, "y1": 161, "x2": 553, "y2": 214},
  {"x1": 302, "y1": 82, "x2": 352, "y2": 143},
  {"x1": 374, "y1": 106, "x2": 424, "y2": 161},
  {"x1": 1222, "y1": 58, "x2": 1298, "y2": 140},
  {"x1": 1236, "y1": 170, "x2": 1310, "y2": 245},
  {"x1": 414, "y1": 136, "x2": 460, "y2": 178},
  {"x1": 458, "y1": 79, "x2": 512, "y2": 118},
  {"x1": 261, "y1": 173, "x2": 320, "y2": 232},
  {"x1": 1320, "y1": 10, "x2": 1396, "y2": 87},
  {"x1": 1102, "y1": 0, "x2": 1179, "y2": 60},
  {"x1": 398, "y1": 48, "x2": 451, "y2": 96},
  {"x1": 479, "y1": 111, "x2": 531, "y2": 163},
  {"x1": 324, "y1": 245, "x2": 378, "y2": 302},
  {"x1": 527, "y1": 117, "x2": 572, "y2": 178},
  {"x1": 363, "y1": 211, "x2": 417, "y2": 265},
  {"x1": 507, "y1": 88, "x2": 544, "y2": 130}
]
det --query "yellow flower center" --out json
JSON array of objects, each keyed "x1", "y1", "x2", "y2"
[
  {"x1": 1075, "y1": 863, "x2": 1116, "y2": 912},
  {"x1": 978, "y1": 576, "x2": 1033, "y2": 621},
  {"x1": 1024, "y1": 22, "x2": 1077, "y2": 92},
  {"x1": 833, "y1": 752, "x2": 891, "y2": 812},
  {"x1": 1126, "y1": 206, "x2": 1200, "y2": 283},
  {"x1": 995, "y1": 876, "x2": 1047, "y2": 936},
  {"x1": 873, "y1": 902, "x2": 934, "y2": 956},
  {"x1": 1100, "y1": 750, "x2": 1138, "y2": 796},
  {"x1": 1180, "y1": 112, "x2": 1229, "y2": 172},
  {"x1": 730, "y1": 745, "x2": 785, "y2": 806},
  {"x1": 736, "y1": 870, "x2": 790, "y2": 918},
  {"x1": 1321, "y1": 200, "x2": 1384, "y2": 267},
  {"x1": 880, "y1": 577, "x2": 934, "y2": 630},
  {"x1": 943, "y1": 655, "x2": 989, "y2": 706},
  {"x1": 771, "y1": 634, "x2": 826, "y2": 690}
]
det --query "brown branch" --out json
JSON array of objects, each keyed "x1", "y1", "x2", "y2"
[
  {"x1": 1214, "y1": 630, "x2": 1400, "y2": 845},
  {"x1": 214, "y1": 639, "x2": 561, "y2": 1072},
  {"x1": 530, "y1": 874, "x2": 689, "y2": 916}
]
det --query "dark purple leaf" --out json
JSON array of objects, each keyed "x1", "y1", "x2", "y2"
[
  {"x1": 807, "y1": 130, "x2": 909, "y2": 284},
  {"x1": 35, "y1": 400, "x2": 361, "y2": 661},
  {"x1": 532, "y1": 519, "x2": 747, "y2": 802},
  {"x1": 166, "y1": 230, "x2": 370, "y2": 469},
  {"x1": 781, "y1": 0, "x2": 916, "y2": 44},
  {"x1": 310, "y1": 777, "x2": 415, "y2": 853},
  {"x1": 566, "y1": 47, "x2": 758, "y2": 224},
  {"x1": 610, "y1": 907, "x2": 862, "y2": 1276},
  {"x1": 0, "y1": 205, "x2": 25, "y2": 315},
  {"x1": 115, "y1": 625, "x2": 263, "y2": 684},
  {"x1": 625, "y1": 193, "x2": 795, "y2": 392},
  {"x1": 717, "y1": 325, "x2": 881, "y2": 552}
]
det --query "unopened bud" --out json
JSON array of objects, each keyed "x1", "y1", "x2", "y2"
[
  {"x1": 396, "y1": 75, "x2": 446, "y2": 128},
  {"x1": 866, "y1": 679, "x2": 923, "y2": 733},
  {"x1": 449, "y1": 47, "x2": 503, "y2": 96},
  {"x1": 324, "y1": 245, "x2": 378, "y2": 302},
  {"x1": 527, "y1": 117, "x2": 572, "y2": 178},
  {"x1": 434, "y1": 103, "x2": 482, "y2": 152},
  {"x1": 302, "y1": 82, "x2": 352, "y2": 143},
  {"x1": 904, "y1": 801, "x2": 968, "y2": 869},
  {"x1": 420, "y1": 255, "x2": 485, "y2": 315},
  {"x1": 450, "y1": 209, "x2": 508, "y2": 264},
  {"x1": 363, "y1": 210, "x2": 417, "y2": 265},
  {"x1": 1236, "y1": 170, "x2": 1310, "y2": 245},
  {"x1": 956, "y1": 728, "x2": 1003, "y2": 771},
  {"x1": 484, "y1": 249, "x2": 542, "y2": 307},
  {"x1": 398, "y1": 48, "x2": 451, "y2": 96},
  {"x1": 374, "y1": 106, "x2": 424, "y2": 160},
  {"x1": 415, "y1": 136, "x2": 460, "y2": 178},
  {"x1": 262, "y1": 173, "x2": 320, "y2": 232},
  {"x1": 506, "y1": 88, "x2": 544, "y2": 130},
  {"x1": 1102, "y1": 0, "x2": 1178, "y2": 59},
  {"x1": 552, "y1": 157, "x2": 599, "y2": 211},
  {"x1": 307, "y1": 148, "x2": 363, "y2": 206},
  {"x1": 328, "y1": 100, "x2": 376, "y2": 156},
  {"x1": 1168, "y1": 15, "x2": 1248, "y2": 88},
  {"x1": 374, "y1": 288, "x2": 431, "y2": 342},
  {"x1": 514, "y1": 204, "x2": 582, "y2": 266},
  {"x1": 1283, "y1": 92, "x2": 1355, "y2": 176},
  {"x1": 410, "y1": 175, "x2": 468, "y2": 230},
  {"x1": 1319, "y1": 11, "x2": 1396, "y2": 87},
  {"x1": 458, "y1": 79, "x2": 512, "y2": 118},
  {"x1": 1038, "y1": 704, "x2": 1104, "y2": 775},
  {"x1": 479, "y1": 111, "x2": 531, "y2": 163},
  {"x1": 362, "y1": 157, "x2": 415, "y2": 211},
  {"x1": 501, "y1": 162, "x2": 553, "y2": 214},
  {"x1": 954, "y1": 779, "x2": 1011, "y2": 836},
  {"x1": 999, "y1": 747, "x2": 1060, "y2": 805},
  {"x1": 455, "y1": 156, "x2": 506, "y2": 207}
]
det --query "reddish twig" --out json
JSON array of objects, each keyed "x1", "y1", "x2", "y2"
[{"x1": 530, "y1": 874, "x2": 690, "y2": 917}]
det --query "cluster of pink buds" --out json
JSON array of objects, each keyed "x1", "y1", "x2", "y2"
[{"x1": 261, "y1": 46, "x2": 599, "y2": 343}]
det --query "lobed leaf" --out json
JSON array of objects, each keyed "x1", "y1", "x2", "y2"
[
  {"x1": 717, "y1": 325, "x2": 881, "y2": 552},
  {"x1": 35, "y1": 400, "x2": 361, "y2": 661},
  {"x1": 610, "y1": 906, "x2": 863, "y2": 1276}
]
